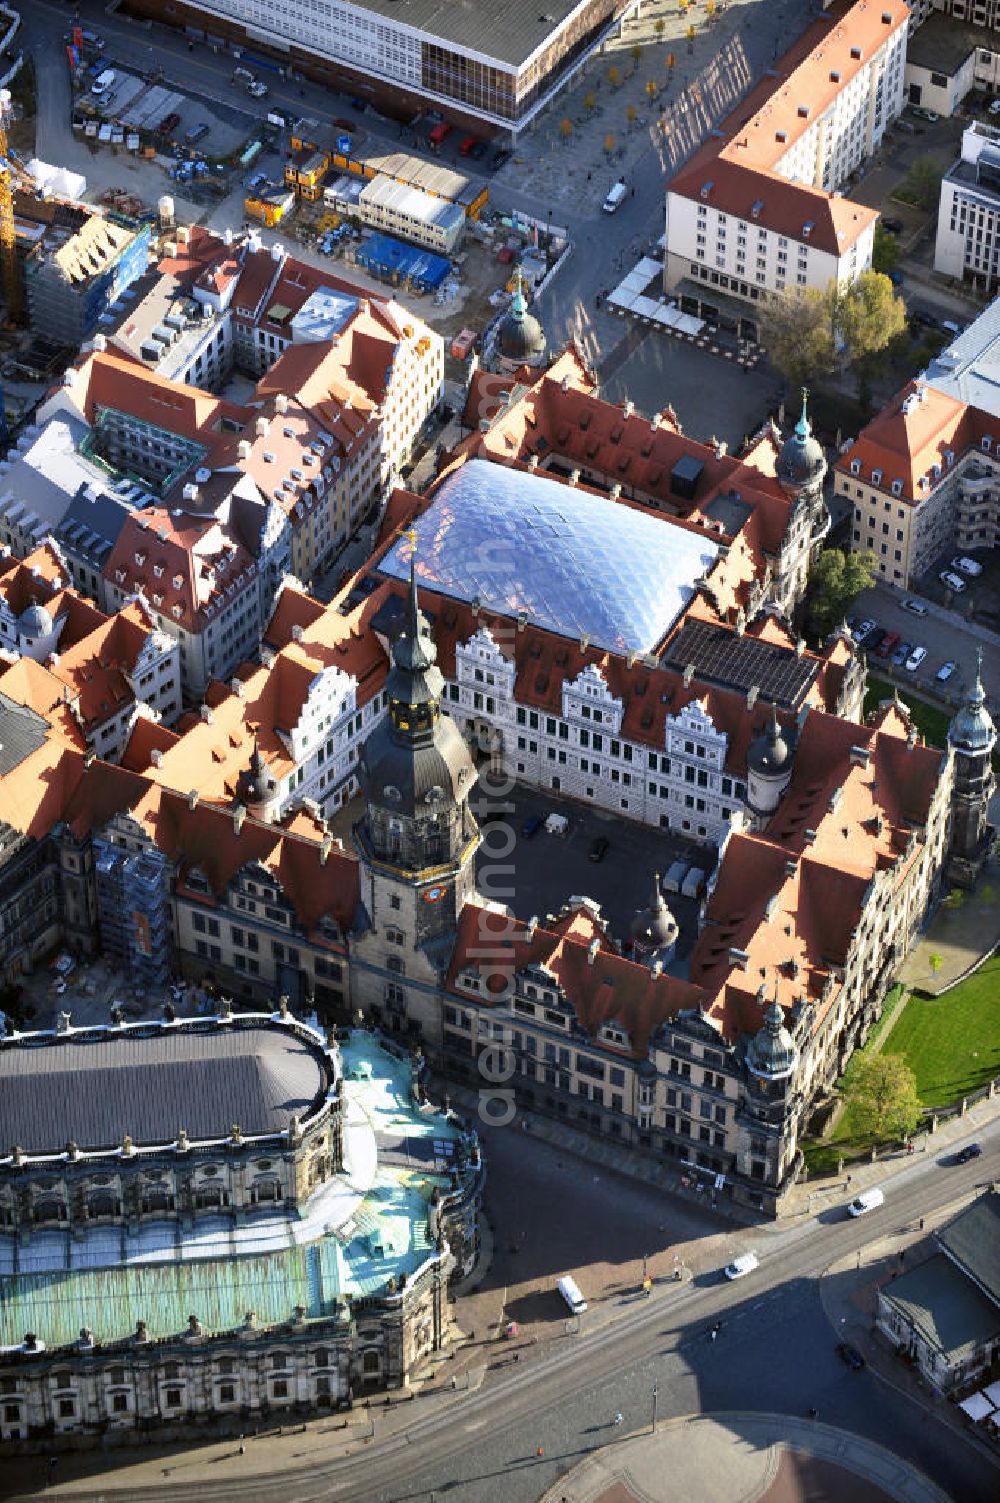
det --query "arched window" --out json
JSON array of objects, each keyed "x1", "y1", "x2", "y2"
[
  {"x1": 362, "y1": 1349, "x2": 380, "y2": 1376},
  {"x1": 33, "y1": 1197, "x2": 66, "y2": 1225},
  {"x1": 88, "y1": 1192, "x2": 120, "y2": 1220},
  {"x1": 250, "y1": 1178, "x2": 280, "y2": 1205}
]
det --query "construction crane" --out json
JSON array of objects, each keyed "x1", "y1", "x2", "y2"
[{"x1": 0, "y1": 88, "x2": 22, "y2": 323}]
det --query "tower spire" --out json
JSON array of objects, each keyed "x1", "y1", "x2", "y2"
[{"x1": 795, "y1": 386, "x2": 810, "y2": 438}]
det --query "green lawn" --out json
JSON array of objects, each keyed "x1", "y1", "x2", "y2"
[
  {"x1": 878, "y1": 957, "x2": 1000, "y2": 1108},
  {"x1": 801, "y1": 964, "x2": 1000, "y2": 1175},
  {"x1": 865, "y1": 676, "x2": 951, "y2": 749}
]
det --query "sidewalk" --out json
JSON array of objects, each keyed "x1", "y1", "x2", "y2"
[
  {"x1": 781, "y1": 1087, "x2": 1000, "y2": 1221},
  {"x1": 495, "y1": 0, "x2": 810, "y2": 215},
  {"x1": 538, "y1": 1410, "x2": 953, "y2": 1503},
  {"x1": 818, "y1": 1206, "x2": 1000, "y2": 1470}
]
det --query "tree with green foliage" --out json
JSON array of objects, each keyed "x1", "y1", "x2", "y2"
[
  {"x1": 843, "y1": 1053, "x2": 921, "y2": 1143},
  {"x1": 928, "y1": 953, "x2": 944, "y2": 975},
  {"x1": 807, "y1": 548, "x2": 873, "y2": 637},
  {"x1": 944, "y1": 887, "x2": 966, "y2": 911},
  {"x1": 901, "y1": 155, "x2": 943, "y2": 210},
  {"x1": 836, "y1": 271, "x2": 907, "y2": 367},
  {"x1": 872, "y1": 223, "x2": 900, "y2": 275},
  {"x1": 756, "y1": 286, "x2": 836, "y2": 391}
]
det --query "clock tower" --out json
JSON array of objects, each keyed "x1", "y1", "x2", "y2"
[{"x1": 352, "y1": 544, "x2": 480, "y2": 1039}]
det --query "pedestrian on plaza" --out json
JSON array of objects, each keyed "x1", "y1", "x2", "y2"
[
  {"x1": 587, "y1": 171, "x2": 592, "y2": 181},
  {"x1": 612, "y1": 1411, "x2": 624, "y2": 1427}
]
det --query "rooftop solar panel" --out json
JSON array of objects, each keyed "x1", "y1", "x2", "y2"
[{"x1": 664, "y1": 620, "x2": 818, "y2": 707}]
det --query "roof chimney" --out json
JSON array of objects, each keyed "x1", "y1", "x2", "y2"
[
  {"x1": 526, "y1": 915, "x2": 538, "y2": 939},
  {"x1": 256, "y1": 416, "x2": 270, "y2": 438},
  {"x1": 188, "y1": 789, "x2": 199, "y2": 810},
  {"x1": 275, "y1": 393, "x2": 289, "y2": 415},
  {"x1": 237, "y1": 439, "x2": 252, "y2": 460},
  {"x1": 233, "y1": 804, "x2": 246, "y2": 834},
  {"x1": 746, "y1": 685, "x2": 759, "y2": 710},
  {"x1": 587, "y1": 937, "x2": 600, "y2": 965},
  {"x1": 683, "y1": 662, "x2": 695, "y2": 688}
]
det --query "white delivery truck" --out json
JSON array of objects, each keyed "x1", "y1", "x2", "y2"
[
  {"x1": 602, "y1": 179, "x2": 628, "y2": 214},
  {"x1": 557, "y1": 1275, "x2": 588, "y2": 1314}
]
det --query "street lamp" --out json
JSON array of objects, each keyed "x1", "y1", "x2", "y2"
[{"x1": 651, "y1": 1381, "x2": 658, "y2": 1434}]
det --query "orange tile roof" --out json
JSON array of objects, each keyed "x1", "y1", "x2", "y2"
[
  {"x1": 105, "y1": 509, "x2": 257, "y2": 634},
  {"x1": 448, "y1": 902, "x2": 705, "y2": 1059},
  {"x1": 666, "y1": 0, "x2": 905, "y2": 253},
  {"x1": 834, "y1": 380, "x2": 989, "y2": 502},
  {"x1": 689, "y1": 699, "x2": 945, "y2": 1039}
]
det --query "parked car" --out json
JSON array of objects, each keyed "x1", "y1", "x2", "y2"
[
  {"x1": 248, "y1": 81, "x2": 269, "y2": 98},
  {"x1": 852, "y1": 618, "x2": 877, "y2": 643},
  {"x1": 891, "y1": 640, "x2": 912, "y2": 668},
  {"x1": 724, "y1": 1252, "x2": 759, "y2": 1280},
  {"x1": 492, "y1": 147, "x2": 512, "y2": 168},
  {"x1": 957, "y1": 1142, "x2": 982, "y2": 1162},
  {"x1": 911, "y1": 311, "x2": 938, "y2": 330},
  {"x1": 952, "y1": 555, "x2": 982, "y2": 576},
  {"x1": 936, "y1": 660, "x2": 957, "y2": 682},
  {"x1": 901, "y1": 596, "x2": 929, "y2": 615},
  {"x1": 836, "y1": 1342, "x2": 866, "y2": 1370},
  {"x1": 158, "y1": 112, "x2": 181, "y2": 136},
  {"x1": 521, "y1": 813, "x2": 544, "y2": 839},
  {"x1": 875, "y1": 630, "x2": 899, "y2": 659},
  {"x1": 866, "y1": 627, "x2": 888, "y2": 655},
  {"x1": 905, "y1": 645, "x2": 927, "y2": 672},
  {"x1": 881, "y1": 217, "x2": 903, "y2": 234},
  {"x1": 991, "y1": 100, "x2": 1000, "y2": 117},
  {"x1": 911, "y1": 106, "x2": 939, "y2": 122},
  {"x1": 185, "y1": 122, "x2": 210, "y2": 145},
  {"x1": 589, "y1": 836, "x2": 610, "y2": 863},
  {"x1": 469, "y1": 140, "x2": 488, "y2": 159},
  {"x1": 939, "y1": 570, "x2": 967, "y2": 593}
]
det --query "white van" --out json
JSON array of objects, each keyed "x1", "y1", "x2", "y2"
[
  {"x1": 91, "y1": 69, "x2": 116, "y2": 96},
  {"x1": 557, "y1": 1275, "x2": 587, "y2": 1314},
  {"x1": 848, "y1": 1187, "x2": 885, "y2": 1217}
]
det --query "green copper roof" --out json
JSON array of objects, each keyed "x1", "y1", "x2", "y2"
[{"x1": 0, "y1": 1033, "x2": 464, "y2": 1350}]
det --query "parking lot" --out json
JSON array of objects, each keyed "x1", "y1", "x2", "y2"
[
  {"x1": 851, "y1": 574, "x2": 1000, "y2": 715},
  {"x1": 473, "y1": 781, "x2": 712, "y2": 961}
]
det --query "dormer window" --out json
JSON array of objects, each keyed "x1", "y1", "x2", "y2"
[
  {"x1": 871, "y1": 468, "x2": 882, "y2": 485},
  {"x1": 134, "y1": 552, "x2": 146, "y2": 566},
  {"x1": 171, "y1": 604, "x2": 183, "y2": 619},
  {"x1": 849, "y1": 458, "x2": 860, "y2": 476},
  {"x1": 982, "y1": 436, "x2": 993, "y2": 452},
  {"x1": 891, "y1": 479, "x2": 903, "y2": 496},
  {"x1": 173, "y1": 574, "x2": 183, "y2": 589},
  {"x1": 153, "y1": 564, "x2": 164, "y2": 578}
]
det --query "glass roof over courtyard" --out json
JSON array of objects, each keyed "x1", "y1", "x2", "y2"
[{"x1": 380, "y1": 460, "x2": 719, "y2": 656}]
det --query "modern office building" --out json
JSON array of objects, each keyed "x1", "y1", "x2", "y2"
[{"x1": 123, "y1": 0, "x2": 634, "y2": 131}]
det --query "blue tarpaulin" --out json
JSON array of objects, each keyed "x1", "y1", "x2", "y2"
[{"x1": 355, "y1": 234, "x2": 450, "y2": 291}]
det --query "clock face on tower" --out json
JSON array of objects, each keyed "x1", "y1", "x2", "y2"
[{"x1": 423, "y1": 885, "x2": 446, "y2": 904}]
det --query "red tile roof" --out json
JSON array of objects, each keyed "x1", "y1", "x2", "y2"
[
  {"x1": 448, "y1": 902, "x2": 705, "y2": 1059},
  {"x1": 665, "y1": 0, "x2": 905, "y2": 253},
  {"x1": 833, "y1": 380, "x2": 988, "y2": 503}
]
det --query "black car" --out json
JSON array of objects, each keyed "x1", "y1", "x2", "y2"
[
  {"x1": 882, "y1": 217, "x2": 903, "y2": 234},
  {"x1": 865, "y1": 627, "x2": 887, "y2": 655},
  {"x1": 836, "y1": 1342, "x2": 866, "y2": 1370},
  {"x1": 957, "y1": 1142, "x2": 982, "y2": 1163},
  {"x1": 492, "y1": 147, "x2": 512, "y2": 168},
  {"x1": 589, "y1": 836, "x2": 610, "y2": 863},
  {"x1": 912, "y1": 310, "x2": 938, "y2": 329}
]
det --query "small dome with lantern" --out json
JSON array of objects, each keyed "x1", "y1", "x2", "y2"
[
  {"x1": 747, "y1": 995, "x2": 797, "y2": 1080},
  {"x1": 497, "y1": 271, "x2": 546, "y2": 369},
  {"x1": 777, "y1": 388, "x2": 827, "y2": 496},
  {"x1": 949, "y1": 650, "x2": 996, "y2": 757}
]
